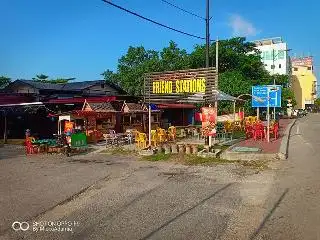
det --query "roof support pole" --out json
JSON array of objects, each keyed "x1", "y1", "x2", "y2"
[{"x1": 3, "y1": 114, "x2": 7, "y2": 144}]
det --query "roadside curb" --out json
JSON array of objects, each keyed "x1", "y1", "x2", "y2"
[
  {"x1": 278, "y1": 118, "x2": 297, "y2": 160},
  {"x1": 221, "y1": 119, "x2": 297, "y2": 162}
]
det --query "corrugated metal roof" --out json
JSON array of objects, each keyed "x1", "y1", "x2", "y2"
[
  {"x1": 61, "y1": 80, "x2": 104, "y2": 90},
  {"x1": 88, "y1": 102, "x2": 117, "y2": 112},
  {"x1": 17, "y1": 80, "x2": 64, "y2": 90},
  {"x1": 11, "y1": 80, "x2": 126, "y2": 94}
]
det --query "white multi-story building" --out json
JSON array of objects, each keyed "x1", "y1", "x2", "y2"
[{"x1": 253, "y1": 37, "x2": 290, "y2": 75}]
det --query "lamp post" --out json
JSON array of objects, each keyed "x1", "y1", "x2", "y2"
[
  {"x1": 236, "y1": 94, "x2": 264, "y2": 121},
  {"x1": 271, "y1": 48, "x2": 292, "y2": 119}
]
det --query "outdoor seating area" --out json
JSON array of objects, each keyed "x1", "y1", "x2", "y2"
[{"x1": 244, "y1": 116, "x2": 279, "y2": 141}]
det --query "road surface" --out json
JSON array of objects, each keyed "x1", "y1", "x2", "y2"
[{"x1": 1, "y1": 114, "x2": 320, "y2": 240}]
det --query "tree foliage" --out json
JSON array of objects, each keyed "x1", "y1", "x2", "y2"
[
  {"x1": 102, "y1": 37, "x2": 294, "y2": 114},
  {"x1": 32, "y1": 74, "x2": 74, "y2": 84},
  {"x1": 314, "y1": 98, "x2": 320, "y2": 107},
  {"x1": 0, "y1": 76, "x2": 11, "y2": 88}
]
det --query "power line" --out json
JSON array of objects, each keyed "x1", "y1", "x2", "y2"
[
  {"x1": 101, "y1": 0, "x2": 205, "y2": 40},
  {"x1": 159, "y1": 0, "x2": 205, "y2": 20}
]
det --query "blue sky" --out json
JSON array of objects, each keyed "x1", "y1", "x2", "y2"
[{"x1": 0, "y1": 0, "x2": 319, "y2": 84}]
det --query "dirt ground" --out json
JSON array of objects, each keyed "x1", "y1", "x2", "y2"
[{"x1": 1, "y1": 114, "x2": 319, "y2": 240}]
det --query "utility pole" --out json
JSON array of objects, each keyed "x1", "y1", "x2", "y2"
[
  {"x1": 205, "y1": 0, "x2": 210, "y2": 68},
  {"x1": 215, "y1": 38, "x2": 218, "y2": 118},
  {"x1": 205, "y1": 0, "x2": 210, "y2": 146},
  {"x1": 272, "y1": 49, "x2": 276, "y2": 120}
]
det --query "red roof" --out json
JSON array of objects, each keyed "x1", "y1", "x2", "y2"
[
  {"x1": 46, "y1": 96, "x2": 116, "y2": 104},
  {"x1": 157, "y1": 103, "x2": 195, "y2": 109}
]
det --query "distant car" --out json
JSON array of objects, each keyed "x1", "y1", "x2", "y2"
[{"x1": 297, "y1": 109, "x2": 307, "y2": 117}]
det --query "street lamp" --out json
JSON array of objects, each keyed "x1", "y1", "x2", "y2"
[
  {"x1": 237, "y1": 94, "x2": 264, "y2": 120},
  {"x1": 271, "y1": 48, "x2": 292, "y2": 119}
]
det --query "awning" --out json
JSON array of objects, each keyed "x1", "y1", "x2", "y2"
[
  {"x1": 178, "y1": 90, "x2": 242, "y2": 103},
  {"x1": 156, "y1": 103, "x2": 195, "y2": 109}
]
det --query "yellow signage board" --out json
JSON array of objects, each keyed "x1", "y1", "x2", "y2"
[{"x1": 152, "y1": 78, "x2": 206, "y2": 94}]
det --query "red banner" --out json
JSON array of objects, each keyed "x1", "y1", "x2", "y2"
[
  {"x1": 291, "y1": 57, "x2": 313, "y2": 67},
  {"x1": 201, "y1": 107, "x2": 217, "y2": 136}
]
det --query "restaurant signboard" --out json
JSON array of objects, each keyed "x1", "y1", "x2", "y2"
[{"x1": 145, "y1": 67, "x2": 217, "y2": 103}]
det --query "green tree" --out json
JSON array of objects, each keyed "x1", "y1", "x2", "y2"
[
  {"x1": 32, "y1": 74, "x2": 74, "y2": 84},
  {"x1": 101, "y1": 37, "x2": 293, "y2": 116},
  {"x1": 49, "y1": 78, "x2": 75, "y2": 84},
  {"x1": 314, "y1": 98, "x2": 320, "y2": 107},
  {"x1": 102, "y1": 46, "x2": 161, "y2": 96},
  {"x1": 0, "y1": 76, "x2": 11, "y2": 88},
  {"x1": 282, "y1": 88, "x2": 296, "y2": 110},
  {"x1": 32, "y1": 74, "x2": 49, "y2": 82},
  {"x1": 159, "y1": 41, "x2": 190, "y2": 71}
]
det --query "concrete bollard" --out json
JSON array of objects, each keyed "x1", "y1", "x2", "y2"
[
  {"x1": 192, "y1": 145, "x2": 198, "y2": 154},
  {"x1": 185, "y1": 145, "x2": 191, "y2": 154},
  {"x1": 178, "y1": 144, "x2": 185, "y2": 154},
  {"x1": 171, "y1": 144, "x2": 178, "y2": 154},
  {"x1": 157, "y1": 145, "x2": 163, "y2": 153},
  {"x1": 164, "y1": 145, "x2": 171, "y2": 154},
  {"x1": 204, "y1": 145, "x2": 210, "y2": 152}
]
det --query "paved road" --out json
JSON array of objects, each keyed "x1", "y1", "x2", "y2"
[
  {"x1": 0, "y1": 148, "x2": 133, "y2": 234},
  {"x1": 254, "y1": 113, "x2": 320, "y2": 240},
  {"x1": 1, "y1": 114, "x2": 320, "y2": 240},
  {"x1": 1, "y1": 145, "x2": 276, "y2": 240}
]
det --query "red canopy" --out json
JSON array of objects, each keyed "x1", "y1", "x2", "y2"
[{"x1": 157, "y1": 103, "x2": 195, "y2": 109}]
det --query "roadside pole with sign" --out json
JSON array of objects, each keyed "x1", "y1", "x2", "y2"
[{"x1": 252, "y1": 85, "x2": 282, "y2": 143}]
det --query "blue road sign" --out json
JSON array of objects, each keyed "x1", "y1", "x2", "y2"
[{"x1": 252, "y1": 85, "x2": 282, "y2": 108}]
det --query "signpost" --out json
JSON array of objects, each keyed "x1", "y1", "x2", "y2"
[
  {"x1": 252, "y1": 85, "x2": 282, "y2": 108},
  {"x1": 252, "y1": 85, "x2": 282, "y2": 142}
]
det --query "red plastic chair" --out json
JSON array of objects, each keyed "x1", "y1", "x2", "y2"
[
  {"x1": 245, "y1": 124, "x2": 254, "y2": 139},
  {"x1": 25, "y1": 139, "x2": 39, "y2": 154},
  {"x1": 270, "y1": 122, "x2": 279, "y2": 139},
  {"x1": 253, "y1": 124, "x2": 265, "y2": 141}
]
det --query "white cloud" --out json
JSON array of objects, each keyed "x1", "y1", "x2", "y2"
[{"x1": 229, "y1": 14, "x2": 259, "y2": 37}]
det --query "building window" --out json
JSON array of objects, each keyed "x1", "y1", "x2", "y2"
[
  {"x1": 271, "y1": 65, "x2": 275, "y2": 69},
  {"x1": 307, "y1": 67, "x2": 312, "y2": 70},
  {"x1": 279, "y1": 64, "x2": 282, "y2": 68},
  {"x1": 294, "y1": 67, "x2": 298, "y2": 71},
  {"x1": 278, "y1": 50, "x2": 285, "y2": 59},
  {"x1": 265, "y1": 64, "x2": 268, "y2": 67}
]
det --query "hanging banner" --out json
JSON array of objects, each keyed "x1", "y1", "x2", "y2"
[{"x1": 201, "y1": 107, "x2": 217, "y2": 136}]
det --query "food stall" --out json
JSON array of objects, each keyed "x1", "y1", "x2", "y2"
[
  {"x1": 121, "y1": 102, "x2": 161, "y2": 132},
  {"x1": 75, "y1": 101, "x2": 118, "y2": 142}
]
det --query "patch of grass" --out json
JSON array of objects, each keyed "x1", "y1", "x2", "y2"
[
  {"x1": 184, "y1": 155, "x2": 235, "y2": 166},
  {"x1": 237, "y1": 160, "x2": 269, "y2": 170},
  {"x1": 143, "y1": 153, "x2": 172, "y2": 162},
  {"x1": 197, "y1": 145, "x2": 205, "y2": 151},
  {"x1": 232, "y1": 131, "x2": 246, "y2": 139}
]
